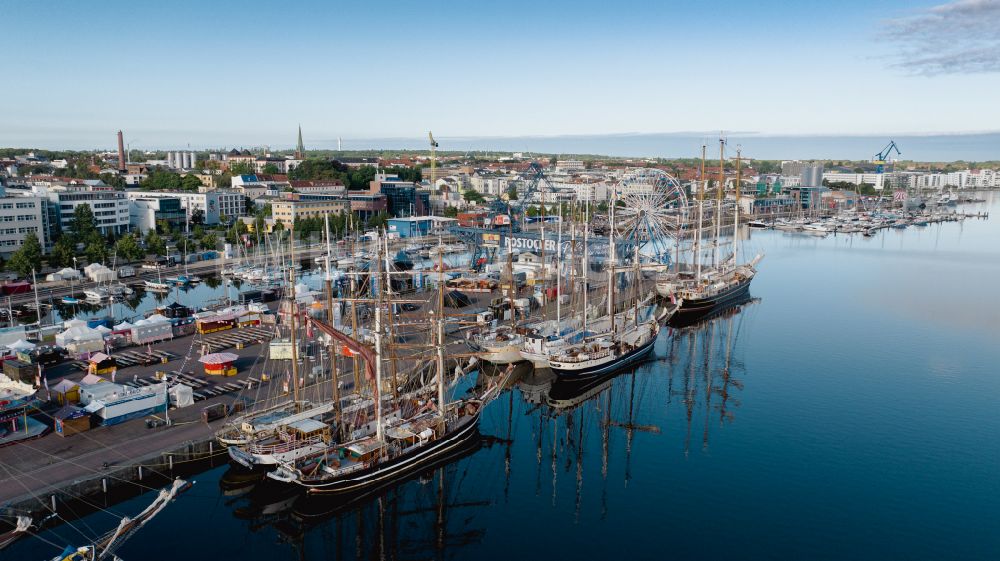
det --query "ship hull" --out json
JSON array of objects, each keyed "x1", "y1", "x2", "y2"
[
  {"x1": 671, "y1": 276, "x2": 752, "y2": 326},
  {"x1": 298, "y1": 415, "x2": 482, "y2": 495},
  {"x1": 550, "y1": 335, "x2": 657, "y2": 379}
]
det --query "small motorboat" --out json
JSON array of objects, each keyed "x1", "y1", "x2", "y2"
[{"x1": 144, "y1": 280, "x2": 171, "y2": 292}]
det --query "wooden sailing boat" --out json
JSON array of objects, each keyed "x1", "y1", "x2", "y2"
[
  {"x1": 266, "y1": 234, "x2": 510, "y2": 495},
  {"x1": 672, "y1": 138, "x2": 763, "y2": 323},
  {"x1": 548, "y1": 193, "x2": 671, "y2": 378}
]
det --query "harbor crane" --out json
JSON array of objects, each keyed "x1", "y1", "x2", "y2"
[
  {"x1": 428, "y1": 131, "x2": 439, "y2": 184},
  {"x1": 873, "y1": 140, "x2": 901, "y2": 174},
  {"x1": 873, "y1": 140, "x2": 902, "y2": 193}
]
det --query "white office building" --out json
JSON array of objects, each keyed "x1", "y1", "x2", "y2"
[
  {"x1": 125, "y1": 190, "x2": 245, "y2": 225},
  {"x1": 0, "y1": 188, "x2": 47, "y2": 256},
  {"x1": 34, "y1": 184, "x2": 131, "y2": 236}
]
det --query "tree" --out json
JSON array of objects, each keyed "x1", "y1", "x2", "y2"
[
  {"x1": 69, "y1": 204, "x2": 97, "y2": 242},
  {"x1": 48, "y1": 237, "x2": 76, "y2": 268},
  {"x1": 443, "y1": 206, "x2": 458, "y2": 218},
  {"x1": 144, "y1": 230, "x2": 166, "y2": 256},
  {"x1": 141, "y1": 169, "x2": 183, "y2": 190},
  {"x1": 9, "y1": 233, "x2": 42, "y2": 278},
  {"x1": 228, "y1": 162, "x2": 255, "y2": 175},
  {"x1": 462, "y1": 190, "x2": 485, "y2": 203},
  {"x1": 200, "y1": 233, "x2": 218, "y2": 251},
  {"x1": 506, "y1": 186, "x2": 518, "y2": 200},
  {"x1": 85, "y1": 238, "x2": 108, "y2": 264},
  {"x1": 366, "y1": 211, "x2": 388, "y2": 230},
  {"x1": 114, "y1": 233, "x2": 144, "y2": 262},
  {"x1": 100, "y1": 173, "x2": 125, "y2": 189},
  {"x1": 190, "y1": 209, "x2": 205, "y2": 225},
  {"x1": 180, "y1": 174, "x2": 202, "y2": 191},
  {"x1": 262, "y1": 164, "x2": 280, "y2": 174}
]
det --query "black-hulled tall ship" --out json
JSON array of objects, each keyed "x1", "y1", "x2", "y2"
[
  {"x1": 266, "y1": 235, "x2": 510, "y2": 496},
  {"x1": 662, "y1": 139, "x2": 763, "y2": 324}
]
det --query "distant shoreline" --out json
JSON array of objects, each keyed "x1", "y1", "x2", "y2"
[{"x1": 4, "y1": 131, "x2": 998, "y2": 163}]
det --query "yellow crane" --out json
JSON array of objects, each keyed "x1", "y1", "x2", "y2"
[{"x1": 428, "y1": 131, "x2": 439, "y2": 185}]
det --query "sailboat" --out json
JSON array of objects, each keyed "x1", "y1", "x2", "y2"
[
  {"x1": 143, "y1": 256, "x2": 170, "y2": 292},
  {"x1": 548, "y1": 204, "x2": 666, "y2": 378},
  {"x1": 670, "y1": 139, "x2": 763, "y2": 323},
  {"x1": 266, "y1": 234, "x2": 510, "y2": 495},
  {"x1": 62, "y1": 264, "x2": 80, "y2": 305},
  {"x1": 166, "y1": 239, "x2": 202, "y2": 285},
  {"x1": 221, "y1": 224, "x2": 351, "y2": 469}
]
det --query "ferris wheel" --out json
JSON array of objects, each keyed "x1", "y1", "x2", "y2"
[{"x1": 614, "y1": 168, "x2": 689, "y2": 262}]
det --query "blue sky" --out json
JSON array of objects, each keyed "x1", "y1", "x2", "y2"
[{"x1": 2, "y1": 0, "x2": 999, "y2": 151}]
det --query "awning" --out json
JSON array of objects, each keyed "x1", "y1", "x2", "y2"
[{"x1": 199, "y1": 352, "x2": 239, "y2": 364}]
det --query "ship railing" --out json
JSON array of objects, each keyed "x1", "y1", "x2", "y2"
[{"x1": 247, "y1": 434, "x2": 324, "y2": 455}]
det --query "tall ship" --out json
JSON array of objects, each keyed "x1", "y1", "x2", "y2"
[
  {"x1": 266, "y1": 236, "x2": 511, "y2": 495},
  {"x1": 549, "y1": 194, "x2": 678, "y2": 378},
  {"x1": 659, "y1": 139, "x2": 763, "y2": 323}
]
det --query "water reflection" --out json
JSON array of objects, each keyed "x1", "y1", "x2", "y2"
[{"x1": 211, "y1": 297, "x2": 760, "y2": 560}]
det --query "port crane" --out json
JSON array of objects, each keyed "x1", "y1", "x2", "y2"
[
  {"x1": 428, "y1": 131, "x2": 439, "y2": 183},
  {"x1": 873, "y1": 140, "x2": 901, "y2": 174},
  {"x1": 872, "y1": 140, "x2": 902, "y2": 194}
]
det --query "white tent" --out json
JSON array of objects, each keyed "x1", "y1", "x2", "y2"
[
  {"x1": 112, "y1": 321, "x2": 134, "y2": 332},
  {"x1": 84, "y1": 264, "x2": 116, "y2": 283},
  {"x1": 55, "y1": 325, "x2": 104, "y2": 347},
  {"x1": 137, "y1": 314, "x2": 170, "y2": 325},
  {"x1": 132, "y1": 314, "x2": 173, "y2": 344},
  {"x1": 63, "y1": 318, "x2": 88, "y2": 329},
  {"x1": 8, "y1": 339, "x2": 35, "y2": 352},
  {"x1": 57, "y1": 268, "x2": 82, "y2": 280},
  {"x1": 168, "y1": 383, "x2": 194, "y2": 408}
]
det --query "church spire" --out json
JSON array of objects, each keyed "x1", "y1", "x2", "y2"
[{"x1": 295, "y1": 124, "x2": 305, "y2": 159}]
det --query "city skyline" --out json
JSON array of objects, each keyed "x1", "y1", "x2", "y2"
[{"x1": 2, "y1": 0, "x2": 999, "y2": 152}]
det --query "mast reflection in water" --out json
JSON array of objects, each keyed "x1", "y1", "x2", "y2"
[{"x1": 213, "y1": 297, "x2": 759, "y2": 560}]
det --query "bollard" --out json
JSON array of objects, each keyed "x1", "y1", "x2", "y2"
[
  {"x1": 102, "y1": 478, "x2": 107, "y2": 493},
  {"x1": 169, "y1": 455, "x2": 173, "y2": 470},
  {"x1": 138, "y1": 465, "x2": 144, "y2": 480},
  {"x1": 51, "y1": 494, "x2": 57, "y2": 512},
  {"x1": 209, "y1": 441, "x2": 214, "y2": 455}
]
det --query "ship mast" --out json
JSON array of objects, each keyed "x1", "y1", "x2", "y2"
[
  {"x1": 373, "y1": 235, "x2": 385, "y2": 444},
  {"x1": 733, "y1": 147, "x2": 742, "y2": 267},
  {"x1": 556, "y1": 203, "x2": 563, "y2": 328},
  {"x1": 435, "y1": 236, "x2": 446, "y2": 428},
  {"x1": 607, "y1": 190, "x2": 616, "y2": 334},
  {"x1": 582, "y1": 200, "x2": 589, "y2": 335},
  {"x1": 324, "y1": 214, "x2": 340, "y2": 435},
  {"x1": 695, "y1": 144, "x2": 706, "y2": 282},
  {"x1": 288, "y1": 226, "x2": 301, "y2": 413},
  {"x1": 713, "y1": 136, "x2": 725, "y2": 269}
]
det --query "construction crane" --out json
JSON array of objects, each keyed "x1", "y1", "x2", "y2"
[
  {"x1": 428, "y1": 131, "x2": 439, "y2": 185},
  {"x1": 873, "y1": 140, "x2": 901, "y2": 174}
]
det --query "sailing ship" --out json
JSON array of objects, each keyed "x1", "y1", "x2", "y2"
[
  {"x1": 661, "y1": 139, "x2": 763, "y2": 323},
  {"x1": 548, "y1": 196, "x2": 677, "y2": 378},
  {"x1": 265, "y1": 235, "x2": 510, "y2": 495}
]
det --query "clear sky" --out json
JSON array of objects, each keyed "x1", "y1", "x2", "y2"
[{"x1": 2, "y1": 0, "x2": 999, "y2": 150}]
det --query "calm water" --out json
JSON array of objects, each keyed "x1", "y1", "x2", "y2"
[{"x1": 8, "y1": 197, "x2": 1000, "y2": 561}]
